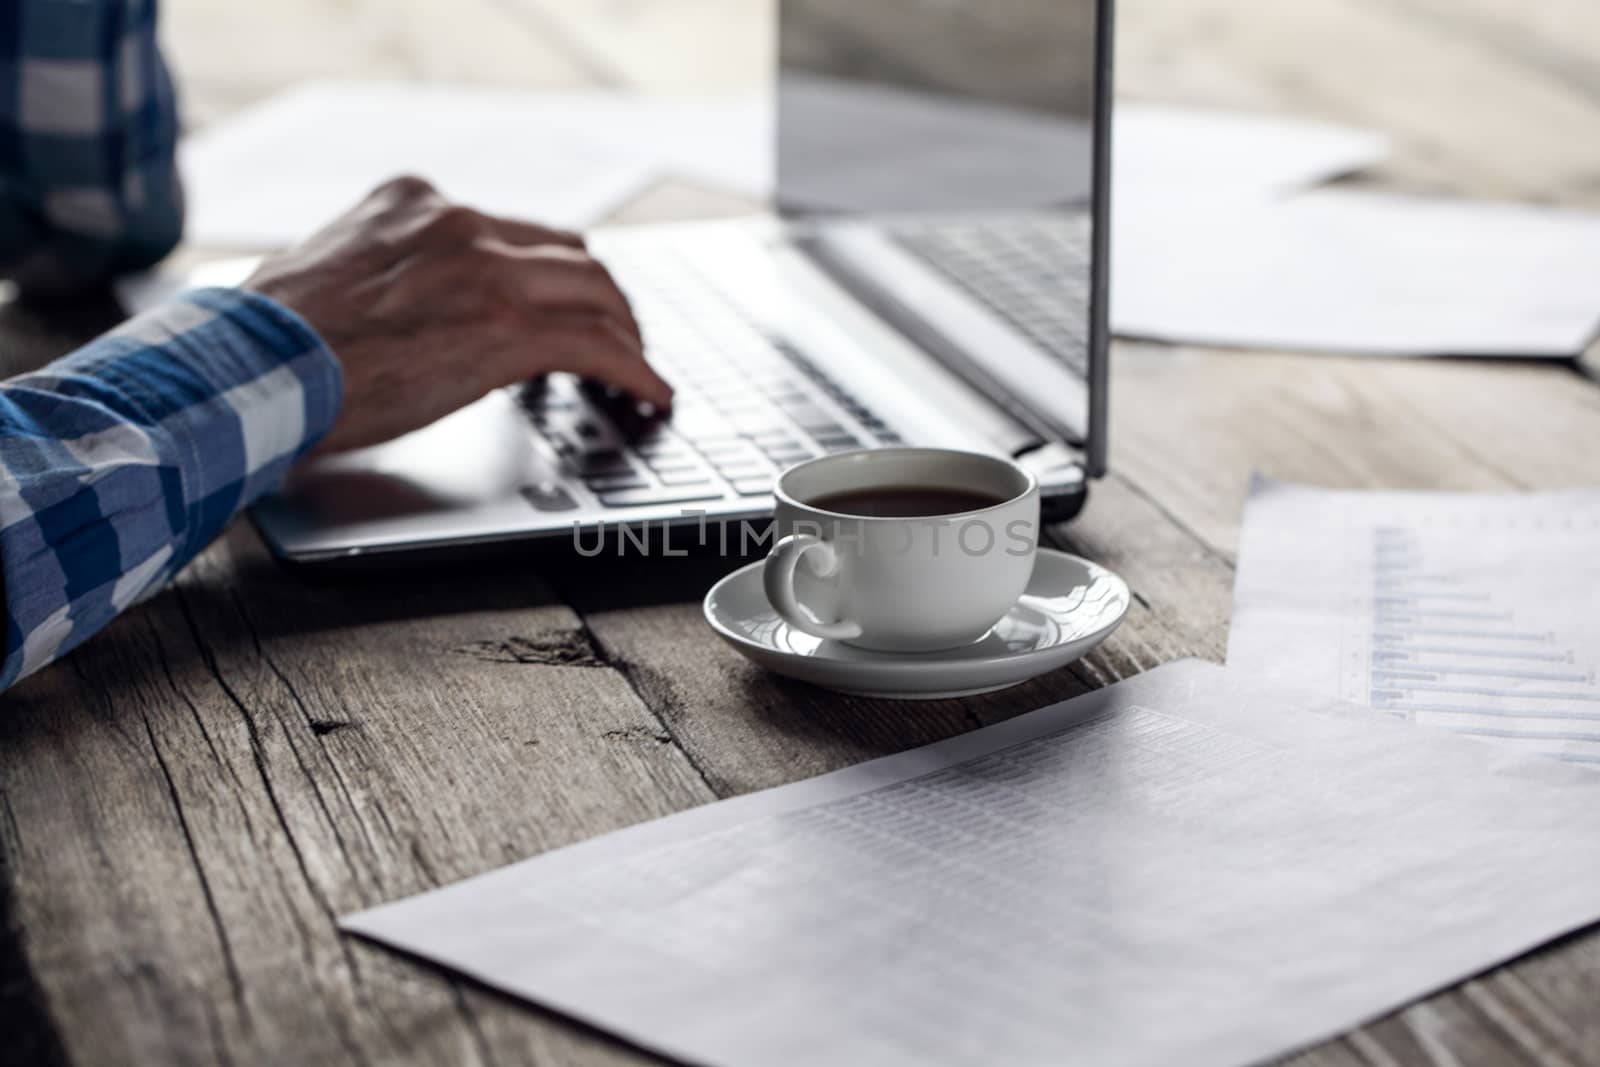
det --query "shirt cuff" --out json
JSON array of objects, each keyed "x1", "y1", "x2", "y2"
[
  {"x1": 66, "y1": 286, "x2": 343, "y2": 556},
  {"x1": 0, "y1": 287, "x2": 342, "y2": 689}
]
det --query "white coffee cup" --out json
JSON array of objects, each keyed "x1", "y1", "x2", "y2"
[{"x1": 763, "y1": 448, "x2": 1040, "y2": 652}]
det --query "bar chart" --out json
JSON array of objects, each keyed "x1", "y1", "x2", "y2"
[{"x1": 1230, "y1": 479, "x2": 1600, "y2": 764}]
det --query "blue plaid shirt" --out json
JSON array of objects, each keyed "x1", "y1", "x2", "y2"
[
  {"x1": 1, "y1": 0, "x2": 184, "y2": 289},
  {"x1": 1, "y1": 2, "x2": 342, "y2": 689}
]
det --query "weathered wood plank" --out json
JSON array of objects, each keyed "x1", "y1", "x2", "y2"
[
  {"x1": 1105, "y1": 342, "x2": 1600, "y2": 559},
  {"x1": 1117, "y1": 0, "x2": 1600, "y2": 205},
  {"x1": 3, "y1": 0, "x2": 1599, "y2": 1064},
  {"x1": 0, "y1": 526, "x2": 713, "y2": 1065},
  {"x1": 1382, "y1": 0, "x2": 1600, "y2": 111}
]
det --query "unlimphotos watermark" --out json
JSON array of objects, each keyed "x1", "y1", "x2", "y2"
[{"x1": 571, "y1": 509, "x2": 1035, "y2": 558}]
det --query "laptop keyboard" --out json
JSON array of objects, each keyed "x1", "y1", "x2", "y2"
[
  {"x1": 887, "y1": 216, "x2": 1093, "y2": 377},
  {"x1": 520, "y1": 250, "x2": 902, "y2": 509}
]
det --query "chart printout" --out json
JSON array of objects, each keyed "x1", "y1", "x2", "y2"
[
  {"x1": 344, "y1": 662, "x2": 1600, "y2": 1067},
  {"x1": 1229, "y1": 478, "x2": 1600, "y2": 764}
]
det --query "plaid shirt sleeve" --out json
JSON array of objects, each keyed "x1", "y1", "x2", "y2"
[
  {"x1": 0, "y1": 0, "x2": 184, "y2": 291},
  {"x1": 0, "y1": 289, "x2": 342, "y2": 690}
]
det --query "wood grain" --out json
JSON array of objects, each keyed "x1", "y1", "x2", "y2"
[
  {"x1": 3, "y1": 0, "x2": 1600, "y2": 1064},
  {"x1": 1, "y1": 525, "x2": 718, "y2": 1064},
  {"x1": 1118, "y1": 0, "x2": 1600, "y2": 204}
]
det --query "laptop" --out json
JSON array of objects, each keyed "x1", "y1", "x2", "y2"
[{"x1": 252, "y1": 0, "x2": 1114, "y2": 563}]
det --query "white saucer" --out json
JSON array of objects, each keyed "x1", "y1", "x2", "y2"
[{"x1": 702, "y1": 548, "x2": 1130, "y2": 700}]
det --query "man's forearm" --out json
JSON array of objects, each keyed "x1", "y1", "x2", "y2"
[{"x1": 0, "y1": 289, "x2": 341, "y2": 690}]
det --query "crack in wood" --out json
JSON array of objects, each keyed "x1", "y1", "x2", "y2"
[
  {"x1": 223, "y1": 587, "x2": 380, "y2": 874},
  {"x1": 134, "y1": 702, "x2": 252, "y2": 1025},
  {"x1": 453, "y1": 631, "x2": 609, "y2": 668},
  {"x1": 583, "y1": 635, "x2": 722, "y2": 797},
  {"x1": 408, "y1": 838, "x2": 445, "y2": 890},
  {"x1": 211, "y1": 579, "x2": 408, "y2": 1064},
  {"x1": 145, "y1": 615, "x2": 265, "y2": 849},
  {"x1": 61, "y1": 625, "x2": 258, "y2": 1053},
  {"x1": 450, "y1": 984, "x2": 502, "y2": 1067},
  {"x1": 0, "y1": 787, "x2": 19, "y2": 859},
  {"x1": 170, "y1": 586, "x2": 377, "y2": 1067},
  {"x1": 601, "y1": 726, "x2": 674, "y2": 744}
]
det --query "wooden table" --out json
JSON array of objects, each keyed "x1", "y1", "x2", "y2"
[{"x1": 5, "y1": 1, "x2": 1600, "y2": 1064}]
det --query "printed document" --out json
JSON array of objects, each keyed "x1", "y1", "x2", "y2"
[
  {"x1": 343, "y1": 660, "x2": 1600, "y2": 1067},
  {"x1": 1113, "y1": 189, "x2": 1600, "y2": 357},
  {"x1": 1230, "y1": 478, "x2": 1600, "y2": 763}
]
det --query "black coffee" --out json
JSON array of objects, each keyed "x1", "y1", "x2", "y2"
[{"x1": 809, "y1": 486, "x2": 1007, "y2": 518}]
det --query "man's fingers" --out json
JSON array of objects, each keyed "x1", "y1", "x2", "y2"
[
  {"x1": 360, "y1": 181, "x2": 584, "y2": 250},
  {"x1": 495, "y1": 244, "x2": 643, "y2": 343},
  {"x1": 514, "y1": 313, "x2": 674, "y2": 411},
  {"x1": 486, "y1": 216, "x2": 586, "y2": 249}
]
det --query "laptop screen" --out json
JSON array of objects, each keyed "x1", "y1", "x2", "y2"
[{"x1": 777, "y1": 0, "x2": 1110, "y2": 474}]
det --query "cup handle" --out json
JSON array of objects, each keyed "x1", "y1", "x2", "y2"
[{"x1": 762, "y1": 533, "x2": 864, "y2": 642}]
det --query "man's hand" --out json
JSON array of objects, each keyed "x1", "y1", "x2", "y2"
[{"x1": 245, "y1": 176, "x2": 672, "y2": 454}]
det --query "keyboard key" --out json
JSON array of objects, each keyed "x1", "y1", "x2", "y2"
[
  {"x1": 713, "y1": 451, "x2": 768, "y2": 467},
  {"x1": 730, "y1": 412, "x2": 786, "y2": 435},
  {"x1": 646, "y1": 457, "x2": 699, "y2": 474},
  {"x1": 730, "y1": 476, "x2": 774, "y2": 496},
  {"x1": 583, "y1": 473, "x2": 648, "y2": 491},
  {"x1": 575, "y1": 450, "x2": 632, "y2": 476},
  {"x1": 804, "y1": 421, "x2": 849, "y2": 439},
  {"x1": 760, "y1": 434, "x2": 808, "y2": 450},
  {"x1": 776, "y1": 402, "x2": 833, "y2": 428},
  {"x1": 597, "y1": 486, "x2": 724, "y2": 508},
  {"x1": 668, "y1": 407, "x2": 735, "y2": 439},
  {"x1": 763, "y1": 449, "x2": 813, "y2": 468},
  {"x1": 695, "y1": 438, "x2": 753, "y2": 456},
  {"x1": 658, "y1": 469, "x2": 713, "y2": 486},
  {"x1": 748, "y1": 429, "x2": 800, "y2": 445}
]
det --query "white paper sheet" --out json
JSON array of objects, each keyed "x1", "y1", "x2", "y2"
[
  {"x1": 179, "y1": 80, "x2": 1391, "y2": 248},
  {"x1": 178, "y1": 82, "x2": 765, "y2": 247},
  {"x1": 1229, "y1": 477, "x2": 1600, "y2": 764},
  {"x1": 1113, "y1": 188, "x2": 1600, "y2": 356},
  {"x1": 343, "y1": 660, "x2": 1600, "y2": 1067},
  {"x1": 1113, "y1": 104, "x2": 1386, "y2": 201}
]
